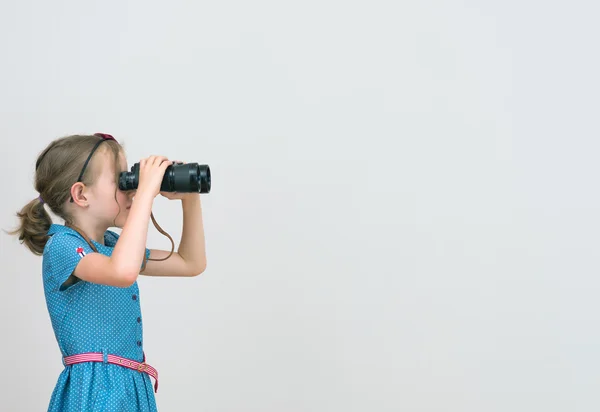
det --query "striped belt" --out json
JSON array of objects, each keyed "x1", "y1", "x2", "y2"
[{"x1": 63, "y1": 352, "x2": 159, "y2": 392}]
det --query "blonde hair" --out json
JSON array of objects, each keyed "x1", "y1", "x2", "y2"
[
  {"x1": 7, "y1": 134, "x2": 174, "y2": 270},
  {"x1": 6, "y1": 134, "x2": 124, "y2": 255}
]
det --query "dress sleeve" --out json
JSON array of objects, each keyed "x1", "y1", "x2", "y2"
[{"x1": 44, "y1": 232, "x2": 95, "y2": 291}]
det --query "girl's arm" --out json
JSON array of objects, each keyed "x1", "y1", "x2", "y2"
[
  {"x1": 73, "y1": 156, "x2": 172, "y2": 287},
  {"x1": 140, "y1": 194, "x2": 207, "y2": 277},
  {"x1": 72, "y1": 190, "x2": 156, "y2": 287}
]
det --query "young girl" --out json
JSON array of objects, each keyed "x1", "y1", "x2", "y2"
[{"x1": 9, "y1": 133, "x2": 207, "y2": 411}]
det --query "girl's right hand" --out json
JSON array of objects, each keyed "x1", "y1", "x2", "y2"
[{"x1": 137, "y1": 155, "x2": 173, "y2": 198}]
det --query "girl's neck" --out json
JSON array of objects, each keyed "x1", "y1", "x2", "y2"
[{"x1": 66, "y1": 221, "x2": 107, "y2": 246}]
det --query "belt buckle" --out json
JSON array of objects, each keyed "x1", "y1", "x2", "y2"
[{"x1": 137, "y1": 362, "x2": 147, "y2": 372}]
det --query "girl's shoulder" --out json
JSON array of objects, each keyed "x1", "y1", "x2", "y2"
[
  {"x1": 44, "y1": 224, "x2": 88, "y2": 254},
  {"x1": 44, "y1": 224, "x2": 119, "y2": 257}
]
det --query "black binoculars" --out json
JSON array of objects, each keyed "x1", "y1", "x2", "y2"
[{"x1": 119, "y1": 162, "x2": 211, "y2": 193}]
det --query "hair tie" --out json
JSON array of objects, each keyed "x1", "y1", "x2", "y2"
[{"x1": 38, "y1": 195, "x2": 44, "y2": 204}]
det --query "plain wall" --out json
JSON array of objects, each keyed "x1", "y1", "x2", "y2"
[{"x1": 1, "y1": 0, "x2": 598, "y2": 410}]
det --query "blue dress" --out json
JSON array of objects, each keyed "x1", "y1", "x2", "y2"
[{"x1": 42, "y1": 224, "x2": 157, "y2": 412}]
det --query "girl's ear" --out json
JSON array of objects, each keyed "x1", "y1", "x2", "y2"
[{"x1": 70, "y1": 182, "x2": 89, "y2": 207}]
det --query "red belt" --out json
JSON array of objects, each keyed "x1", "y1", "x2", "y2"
[{"x1": 63, "y1": 352, "x2": 159, "y2": 392}]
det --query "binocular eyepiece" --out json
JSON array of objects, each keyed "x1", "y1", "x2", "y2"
[{"x1": 119, "y1": 162, "x2": 211, "y2": 194}]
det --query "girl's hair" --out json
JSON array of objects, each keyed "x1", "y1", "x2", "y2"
[{"x1": 7, "y1": 134, "x2": 123, "y2": 255}]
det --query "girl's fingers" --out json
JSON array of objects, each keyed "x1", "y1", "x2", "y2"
[
  {"x1": 142, "y1": 156, "x2": 170, "y2": 168},
  {"x1": 161, "y1": 160, "x2": 175, "y2": 170}
]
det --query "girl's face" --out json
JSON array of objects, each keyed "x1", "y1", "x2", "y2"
[{"x1": 88, "y1": 149, "x2": 134, "y2": 229}]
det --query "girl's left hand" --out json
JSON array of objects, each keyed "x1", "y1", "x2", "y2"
[{"x1": 159, "y1": 161, "x2": 200, "y2": 200}]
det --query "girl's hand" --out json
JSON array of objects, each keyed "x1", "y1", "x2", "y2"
[
  {"x1": 160, "y1": 161, "x2": 200, "y2": 200},
  {"x1": 160, "y1": 191, "x2": 198, "y2": 200},
  {"x1": 137, "y1": 155, "x2": 173, "y2": 198}
]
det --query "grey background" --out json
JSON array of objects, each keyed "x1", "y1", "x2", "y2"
[{"x1": 1, "y1": 0, "x2": 598, "y2": 411}]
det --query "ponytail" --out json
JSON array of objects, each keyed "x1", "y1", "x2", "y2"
[{"x1": 7, "y1": 197, "x2": 52, "y2": 255}]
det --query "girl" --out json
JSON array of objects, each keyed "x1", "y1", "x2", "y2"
[{"x1": 9, "y1": 133, "x2": 207, "y2": 411}]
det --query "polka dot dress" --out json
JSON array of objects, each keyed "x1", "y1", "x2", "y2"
[{"x1": 42, "y1": 224, "x2": 157, "y2": 412}]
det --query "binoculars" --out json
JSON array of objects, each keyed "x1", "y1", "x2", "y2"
[{"x1": 119, "y1": 162, "x2": 211, "y2": 194}]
